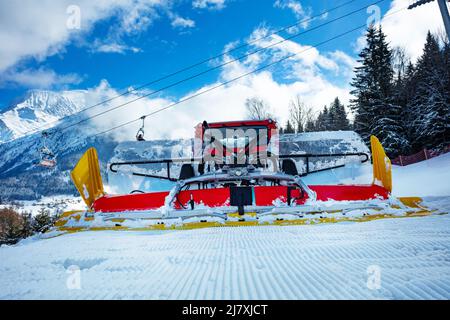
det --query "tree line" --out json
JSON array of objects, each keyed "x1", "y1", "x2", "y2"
[
  {"x1": 245, "y1": 26, "x2": 449, "y2": 158},
  {"x1": 0, "y1": 207, "x2": 59, "y2": 245},
  {"x1": 245, "y1": 95, "x2": 350, "y2": 135},
  {"x1": 351, "y1": 25, "x2": 449, "y2": 157}
]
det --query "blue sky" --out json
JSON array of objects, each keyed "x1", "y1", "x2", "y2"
[
  {"x1": 0, "y1": 0, "x2": 394, "y2": 106},
  {"x1": 0, "y1": 0, "x2": 445, "y2": 139}
]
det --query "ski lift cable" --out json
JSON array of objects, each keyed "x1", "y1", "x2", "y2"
[
  {"x1": 75, "y1": 5, "x2": 408, "y2": 143},
  {"x1": 9, "y1": 0, "x2": 358, "y2": 139},
  {"x1": 0, "y1": 0, "x2": 363, "y2": 145},
  {"x1": 57, "y1": 0, "x2": 387, "y2": 134}
]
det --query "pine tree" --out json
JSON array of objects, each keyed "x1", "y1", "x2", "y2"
[
  {"x1": 329, "y1": 97, "x2": 350, "y2": 130},
  {"x1": 372, "y1": 28, "x2": 409, "y2": 157},
  {"x1": 351, "y1": 25, "x2": 378, "y2": 142},
  {"x1": 410, "y1": 32, "x2": 450, "y2": 151},
  {"x1": 20, "y1": 212, "x2": 33, "y2": 239},
  {"x1": 440, "y1": 37, "x2": 450, "y2": 149},
  {"x1": 401, "y1": 62, "x2": 419, "y2": 152},
  {"x1": 350, "y1": 25, "x2": 408, "y2": 157},
  {"x1": 316, "y1": 106, "x2": 330, "y2": 131},
  {"x1": 315, "y1": 109, "x2": 324, "y2": 131},
  {"x1": 391, "y1": 70, "x2": 410, "y2": 154},
  {"x1": 304, "y1": 119, "x2": 316, "y2": 132},
  {"x1": 32, "y1": 208, "x2": 53, "y2": 233},
  {"x1": 284, "y1": 120, "x2": 295, "y2": 134}
]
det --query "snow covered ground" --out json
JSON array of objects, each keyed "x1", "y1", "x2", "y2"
[
  {"x1": 392, "y1": 153, "x2": 450, "y2": 197},
  {"x1": 0, "y1": 195, "x2": 84, "y2": 217},
  {"x1": 0, "y1": 209, "x2": 449, "y2": 300},
  {"x1": 0, "y1": 153, "x2": 449, "y2": 299}
]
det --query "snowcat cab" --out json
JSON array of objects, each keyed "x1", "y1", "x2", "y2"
[
  {"x1": 195, "y1": 119, "x2": 278, "y2": 172},
  {"x1": 56, "y1": 119, "x2": 434, "y2": 233}
]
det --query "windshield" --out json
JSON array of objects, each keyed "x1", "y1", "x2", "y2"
[
  {"x1": 203, "y1": 126, "x2": 268, "y2": 148},
  {"x1": 219, "y1": 136, "x2": 250, "y2": 148}
]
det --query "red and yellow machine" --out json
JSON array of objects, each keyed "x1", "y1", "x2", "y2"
[{"x1": 56, "y1": 119, "x2": 431, "y2": 232}]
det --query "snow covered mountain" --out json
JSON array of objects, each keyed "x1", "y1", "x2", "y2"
[
  {"x1": 0, "y1": 90, "x2": 87, "y2": 142},
  {"x1": 0, "y1": 89, "x2": 119, "y2": 201}
]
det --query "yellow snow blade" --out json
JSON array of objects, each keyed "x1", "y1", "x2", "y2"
[
  {"x1": 71, "y1": 148, "x2": 104, "y2": 208},
  {"x1": 371, "y1": 135, "x2": 392, "y2": 193},
  {"x1": 398, "y1": 197, "x2": 424, "y2": 208},
  {"x1": 54, "y1": 207, "x2": 436, "y2": 235}
]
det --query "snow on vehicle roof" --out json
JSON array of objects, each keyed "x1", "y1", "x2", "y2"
[{"x1": 280, "y1": 131, "x2": 369, "y2": 155}]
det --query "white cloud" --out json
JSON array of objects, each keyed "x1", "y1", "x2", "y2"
[
  {"x1": 0, "y1": 67, "x2": 82, "y2": 89},
  {"x1": 93, "y1": 42, "x2": 142, "y2": 54},
  {"x1": 274, "y1": 0, "x2": 313, "y2": 30},
  {"x1": 115, "y1": 0, "x2": 162, "y2": 36},
  {"x1": 85, "y1": 26, "x2": 355, "y2": 141},
  {"x1": 329, "y1": 50, "x2": 356, "y2": 68},
  {"x1": 171, "y1": 16, "x2": 196, "y2": 29},
  {"x1": 83, "y1": 80, "x2": 187, "y2": 141},
  {"x1": 192, "y1": 0, "x2": 227, "y2": 10},
  {"x1": 357, "y1": 0, "x2": 447, "y2": 61},
  {"x1": 246, "y1": 27, "x2": 340, "y2": 73},
  {"x1": 327, "y1": 50, "x2": 357, "y2": 79},
  {"x1": 87, "y1": 68, "x2": 352, "y2": 141},
  {"x1": 0, "y1": 0, "x2": 171, "y2": 73}
]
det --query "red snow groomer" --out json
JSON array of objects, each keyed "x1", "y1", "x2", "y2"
[{"x1": 57, "y1": 119, "x2": 432, "y2": 232}]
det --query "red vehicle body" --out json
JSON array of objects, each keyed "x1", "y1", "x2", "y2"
[{"x1": 93, "y1": 185, "x2": 389, "y2": 213}]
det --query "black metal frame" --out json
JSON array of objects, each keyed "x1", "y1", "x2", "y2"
[
  {"x1": 109, "y1": 152, "x2": 369, "y2": 181},
  {"x1": 279, "y1": 152, "x2": 369, "y2": 177},
  {"x1": 109, "y1": 157, "x2": 199, "y2": 182}
]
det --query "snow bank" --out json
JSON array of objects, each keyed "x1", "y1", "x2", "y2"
[
  {"x1": 1, "y1": 213, "x2": 449, "y2": 299},
  {"x1": 305, "y1": 152, "x2": 450, "y2": 197},
  {"x1": 0, "y1": 195, "x2": 84, "y2": 217},
  {"x1": 392, "y1": 153, "x2": 450, "y2": 197}
]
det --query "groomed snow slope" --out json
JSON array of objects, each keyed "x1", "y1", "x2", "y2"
[
  {"x1": 0, "y1": 154, "x2": 449, "y2": 299},
  {"x1": 0, "y1": 211, "x2": 450, "y2": 300}
]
